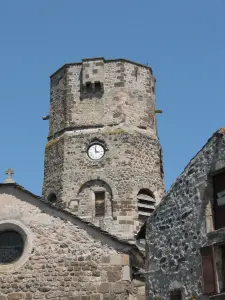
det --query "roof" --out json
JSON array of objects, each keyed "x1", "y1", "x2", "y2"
[
  {"x1": 139, "y1": 127, "x2": 225, "y2": 236},
  {"x1": 50, "y1": 57, "x2": 153, "y2": 78},
  {"x1": 0, "y1": 182, "x2": 144, "y2": 267}
]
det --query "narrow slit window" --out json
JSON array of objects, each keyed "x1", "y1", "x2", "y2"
[
  {"x1": 86, "y1": 82, "x2": 92, "y2": 93},
  {"x1": 95, "y1": 81, "x2": 102, "y2": 93},
  {"x1": 95, "y1": 191, "x2": 105, "y2": 216}
]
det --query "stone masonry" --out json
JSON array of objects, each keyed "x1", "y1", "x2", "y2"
[
  {"x1": 42, "y1": 58, "x2": 165, "y2": 240},
  {"x1": 145, "y1": 128, "x2": 225, "y2": 299},
  {"x1": 0, "y1": 184, "x2": 145, "y2": 300}
]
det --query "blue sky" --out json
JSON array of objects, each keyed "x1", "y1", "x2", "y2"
[{"x1": 0, "y1": 1, "x2": 224, "y2": 195}]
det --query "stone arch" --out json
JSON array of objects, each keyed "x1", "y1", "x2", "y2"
[
  {"x1": 77, "y1": 175, "x2": 118, "y2": 200},
  {"x1": 132, "y1": 184, "x2": 160, "y2": 204},
  {"x1": 76, "y1": 176, "x2": 116, "y2": 220}
]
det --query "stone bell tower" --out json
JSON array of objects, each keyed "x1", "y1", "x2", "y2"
[{"x1": 42, "y1": 57, "x2": 165, "y2": 241}]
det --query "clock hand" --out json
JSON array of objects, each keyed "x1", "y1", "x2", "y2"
[{"x1": 95, "y1": 146, "x2": 99, "y2": 153}]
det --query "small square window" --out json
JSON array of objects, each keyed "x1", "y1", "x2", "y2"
[{"x1": 170, "y1": 290, "x2": 182, "y2": 300}]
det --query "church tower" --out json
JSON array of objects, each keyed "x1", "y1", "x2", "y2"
[{"x1": 42, "y1": 57, "x2": 165, "y2": 241}]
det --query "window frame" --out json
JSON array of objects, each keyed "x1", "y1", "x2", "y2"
[{"x1": 0, "y1": 220, "x2": 32, "y2": 273}]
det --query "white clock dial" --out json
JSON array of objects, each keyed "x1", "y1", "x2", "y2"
[{"x1": 88, "y1": 144, "x2": 105, "y2": 160}]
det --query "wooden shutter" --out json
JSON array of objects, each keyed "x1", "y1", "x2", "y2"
[
  {"x1": 170, "y1": 290, "x2": 182, "y2": 300},
  {"x1": 200, "y1": 246, "x2": 217, "y2": 295}
]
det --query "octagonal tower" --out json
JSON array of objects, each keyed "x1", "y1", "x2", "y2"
[{"x1": 42, "y1": 57, "x2": 165, "y2": 241}]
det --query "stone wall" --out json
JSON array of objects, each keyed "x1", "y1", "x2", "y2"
[
  {"x1": 48, "y1": 59, "x2": 156, "y2": 137},
  {"x1": 146, "y1": 129, "x2": 225, "y2": 299},
  {"x1": 0, "y1": 185, "x2": 144, "y2": 300},
  {"x1": 43, "y1": 126, "x2": 164, "y2": 240}
]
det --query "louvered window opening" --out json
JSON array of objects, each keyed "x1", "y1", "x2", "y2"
[
  {"x1": 137, "y1": 190, "x2": 156, "y2": 222},
  {"x1": 0, "y1": 230, "x2": 24, "y2": 264}
]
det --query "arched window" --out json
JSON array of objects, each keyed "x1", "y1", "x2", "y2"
[
  {"x1": 77, "y1": 179, "x2": 113, "y2": 219},
  {"x1": 47, "y1": 193, "x2": 57, "y2": 203},
  {"x1": 137, "y1": 189, "x2": 155, "y2": 222}
]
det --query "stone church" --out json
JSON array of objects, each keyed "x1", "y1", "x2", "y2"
[{"x1": 0, "y1": 58, "x2": 165, "y2": 300}]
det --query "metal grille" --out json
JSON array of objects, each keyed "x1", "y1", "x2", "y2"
[{"x1": 0, "y1": 230, "x2": 24, "y2": 264}]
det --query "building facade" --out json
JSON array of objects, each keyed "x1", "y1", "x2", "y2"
[
  {"x1": 42, "y1": 58, "x2": 165, "y2": 240},
  {"x1": 0, "y1": 183, "x2": 145, "y2": 300},
  {"x1": 145, "y1": 128, "x2": 225, "y2": 299}
]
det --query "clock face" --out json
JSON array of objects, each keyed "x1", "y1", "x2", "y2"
[{"x1": 88, "y1": 144, "x2": 105, "y2": 160}]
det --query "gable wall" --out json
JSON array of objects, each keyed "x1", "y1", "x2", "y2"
[
  {"x1": 146, "y1": 131, "x2": 225, "y2": 299},
  {"x1": 0, "y1": 187, "x2": 143, "y2": 300}
]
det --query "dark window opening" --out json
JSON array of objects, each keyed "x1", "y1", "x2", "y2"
[
  {"x1": 95, "y1": 191, "x2": 105, "y2": 216},
  {"x1": 95, "y1": 81, "x2": 102, "y2": 93},
  {"x1": 47, "y1": 193, "x2": 57, "y2": 203},
  {"x1": 170, "y1": 290, "x2": 182, "y2": 300},
  {"x1": 213, "y1": 170, "x2": 225, "y2": 230},
  {"x1": 86, "y1": 82, "x2": 92, "y2": 93},
  {"x1": 137, "y1": 189, "x2": 155, "y2": 222},
  {"x1": 0, "y1": 230, "x2": 24, "y2": 264}
]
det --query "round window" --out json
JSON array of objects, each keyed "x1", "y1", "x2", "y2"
[{"x1": 0, "y1": 230, "x2": 24, "y2": 264}]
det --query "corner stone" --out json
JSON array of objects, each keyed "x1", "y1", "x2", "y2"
[{"x1": 110, "y1": 255, "x2": 122, "y2": 265}]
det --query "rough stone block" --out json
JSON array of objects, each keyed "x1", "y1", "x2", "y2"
[
  {"x1": 102, "y1": 256, "x2": 110, "y2": 264},
  {"x1": 110, "y1": 255, "x2": 122, "y2": 266},
  {"x1": 112, "y1": 282, "x2": 125, "y2": 294},
  {"x1": 107, "y1": 270, "x2": 121, "y2": 282},
  {"x1": 103, "y1": 294, "x2": 120, "y2": 300},
  {"x1": 25, "y1": 293, "x2": 33, "y2": 300},
  {"x1": 7, "y1": 293, "x2": 26, "y2": 300},
  {"x1": 90, "y1": 294, "x2": 101, "y2": 300},
  {"x1": 98, "y1": 283, "x2": 110, "y2": 293},
  {"x1": 137, "y1": 286, "x2": 145, "y2": 295},
  {"x1": 122, "y1": 265, "x2": 131, "y2": 281},
  {"x1": 137, "y1": 296, "x2": 145, "y2": 300},
  {"x1": 122, "y1": 254, "x2": 130, "y2": 266}
]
